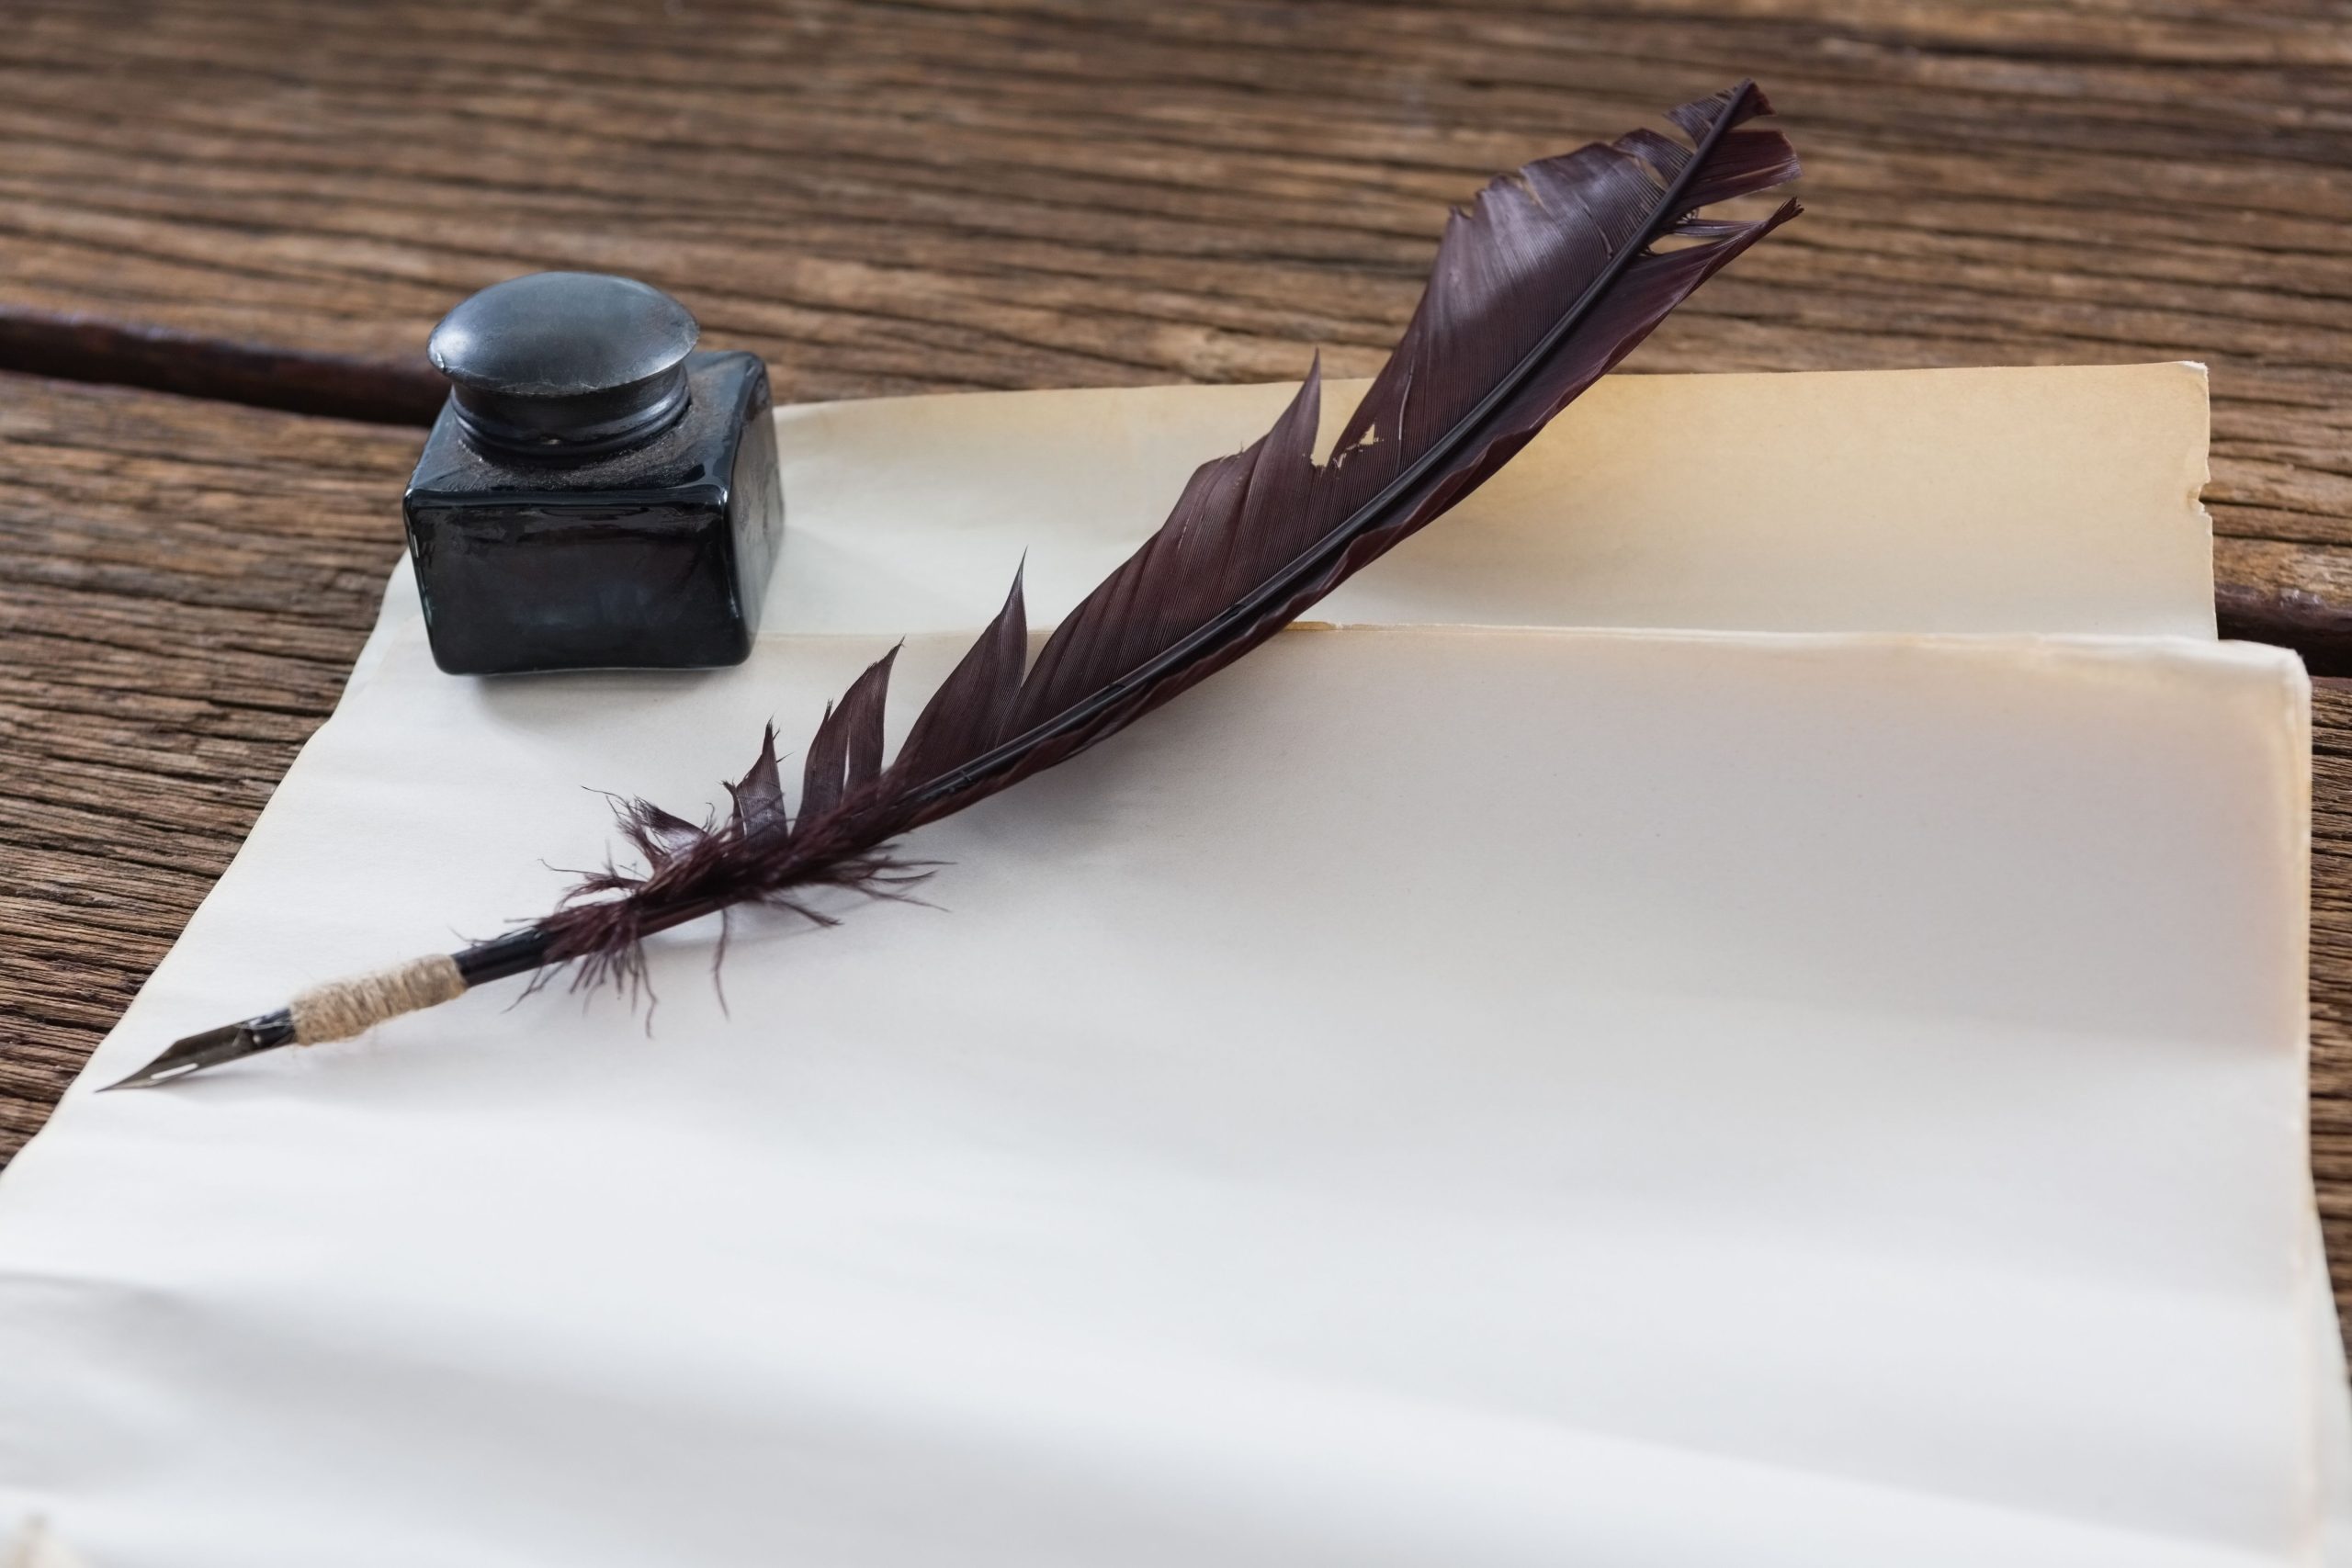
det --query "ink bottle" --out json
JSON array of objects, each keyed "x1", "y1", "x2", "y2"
[{"x1": 402, "y1": 272, "x2": 783, "y2": 674}]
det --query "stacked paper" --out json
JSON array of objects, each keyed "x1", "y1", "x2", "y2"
[{"x1": 0, "y1": 364, "x2": 2337, "y2": 1565}]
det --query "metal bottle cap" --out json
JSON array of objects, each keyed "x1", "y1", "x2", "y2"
[{"x1": 428, "y1": 272, "x2": 700, "y2": 457}]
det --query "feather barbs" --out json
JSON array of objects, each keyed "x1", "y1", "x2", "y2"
[{"x1": 538, "y1": 82, "x2": 1800, "y2": 985}]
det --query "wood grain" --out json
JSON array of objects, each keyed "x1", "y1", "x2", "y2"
[
  {"x1": 0, "y1": 376, "x2": 416, "y2": 1152},
  {"x1": 0, "y1": 0, "x2": 2347, "y2": 620},
  {"x1": 2320, "y1": 677, "x2": 2352, "y2": 1309},
  {"x1": 3, "y1": 1, "x2": 2351, "y2": 1337}
]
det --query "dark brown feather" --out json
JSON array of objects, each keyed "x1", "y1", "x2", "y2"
[{"x1": 540, "y1": 82, "x2": 1801, "y2": 982}]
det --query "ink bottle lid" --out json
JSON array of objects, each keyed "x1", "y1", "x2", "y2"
[{"x1": 427, "y1": 272, "x2": 701, "y2": 458}]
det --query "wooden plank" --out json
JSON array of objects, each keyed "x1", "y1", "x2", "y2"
[
  {"x1": 0, "y1": 375, "x2": 415, "y2": 1153},
  {"x1": 2319, "y1": 675, "x2": 2352, "y2": 1308},
  {"x1": 6, "y1": 0, "x2": 2352, "y2": 1352},
  {"x1": 0, "y1": 0, "x2": 2346, "y2": 621}
]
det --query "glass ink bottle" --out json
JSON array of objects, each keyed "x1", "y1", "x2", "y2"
[{"x1": 402, "y1": 272, "x2": 783, "y2": 674}]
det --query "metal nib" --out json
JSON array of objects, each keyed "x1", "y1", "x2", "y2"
[{"x1": 102, "y1": 1010, "x2": 297, "y2": 1090}]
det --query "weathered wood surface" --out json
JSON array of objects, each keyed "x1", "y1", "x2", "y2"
[
  {"x1": 0, "y1": 378, "x2": 416, "y2": 1154},
  {"x1": 1, "y1": 0, "x2": 2349, "y2": 638},
  {"x1": 4, "y1": 1, "x2": 2351, "y2": 1320}
]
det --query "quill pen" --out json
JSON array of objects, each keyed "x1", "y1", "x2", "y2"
[{"x1": 115, "y1": 82, "x2": 1799, "y2": 1088}]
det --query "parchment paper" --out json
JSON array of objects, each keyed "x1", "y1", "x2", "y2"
[
  {"x1": 0, "y1": 365, "x2": 2329, "y2": 1566},
  {"x1": 770, "y1": 363, "x2": 2214, "y2": 638}
]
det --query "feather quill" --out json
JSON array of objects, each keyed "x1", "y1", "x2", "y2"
[
  {"x1": 539, "y1": 80, "x2": 1799, "y2": 984},
  {"x1": 111, "y1": 82, "x2": 1799, "y2": 1087}
]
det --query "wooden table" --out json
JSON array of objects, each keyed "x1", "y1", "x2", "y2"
[{"x1": 6, "y1": 0, "x2": 2352, "y2": 1323}]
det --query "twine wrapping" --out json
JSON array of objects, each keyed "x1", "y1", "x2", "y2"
[{"x1": 288, "y1": 954, "x2": 466, "y2": 1045}]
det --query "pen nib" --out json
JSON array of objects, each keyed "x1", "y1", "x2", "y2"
[{"x1": 102, "y1": 1010, "x2": 296, "y2": 1091}]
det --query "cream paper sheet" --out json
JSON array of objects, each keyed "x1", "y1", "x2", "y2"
[
  {"x1": 769, "y1": 363, "x2": 2215, "y2": 638},
  {"x1": 0, "y1": 365, "x2": 2330, "y2": 1565}
]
